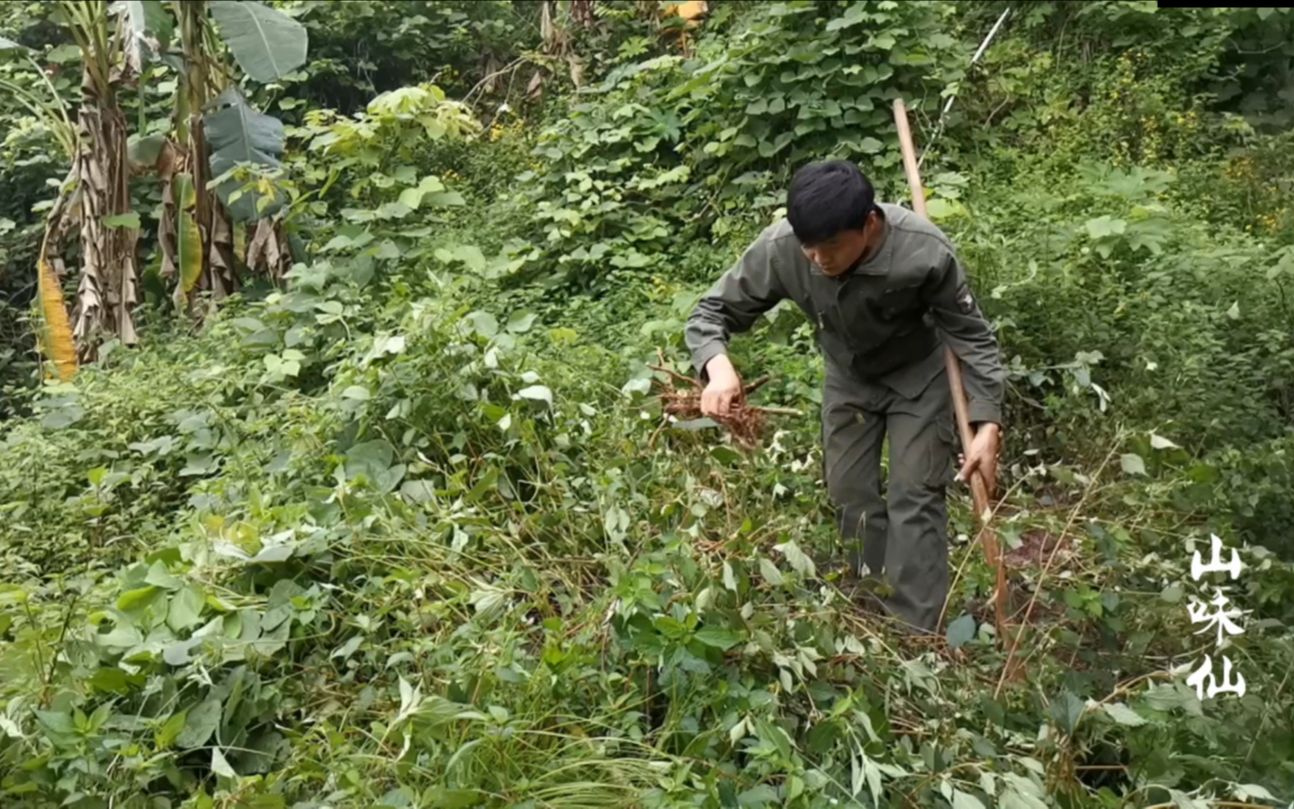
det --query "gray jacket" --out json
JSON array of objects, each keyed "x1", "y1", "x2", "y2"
[{"x1": 684, "y1": 202, "x2": 1006, "y2": 425}]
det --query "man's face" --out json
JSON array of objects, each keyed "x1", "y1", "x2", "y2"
[{"x1": 799, "y1": 212, "x2": 877, "y2": 278}]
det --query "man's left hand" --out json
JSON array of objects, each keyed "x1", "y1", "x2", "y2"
[{"x1": 956, "y1": 423, "x2": 1001, "y2": 498}]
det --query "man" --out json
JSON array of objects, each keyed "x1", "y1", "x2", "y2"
[{"x1": 684, "y1": 159, "x2": 1005, "y2": 635}]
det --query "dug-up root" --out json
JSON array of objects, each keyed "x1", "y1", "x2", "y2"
[{"x1": 648, "y1": 350, "x2": 800, "y2": 448}]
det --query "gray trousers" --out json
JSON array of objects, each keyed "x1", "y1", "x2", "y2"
[{"x1": 822, "y1": 359, "x2": 955, "y2": 634}]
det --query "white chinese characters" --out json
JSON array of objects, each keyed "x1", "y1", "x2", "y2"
[
  {"x1": 1184, "y1": 534, "x2": 1247, "y2": 700},
  {"x1": 1186, "y1": 591, "x2": 1246, "y2": 648},
  {"x1": 1185, "y1": 654, "x2": 1246, "y2": 700},
  {"x1": 1191, "y1": 533, "x2": 1242, "y2": 580}
]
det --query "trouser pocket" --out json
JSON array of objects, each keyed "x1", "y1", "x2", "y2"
[{"x1": 922, "y1": 416, "x2": 957, "y2": 488}]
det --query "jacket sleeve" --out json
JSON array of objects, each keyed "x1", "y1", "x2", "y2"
[
  {"x1": 921, "y1": 246, "x2": 1006, "y2": 426},
  {"x1": 684, "y1": 226, "x2": 789, "y2": 379}
]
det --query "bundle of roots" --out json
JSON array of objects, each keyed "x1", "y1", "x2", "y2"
[{"x1": 649, "y1": 350, "x2": 800, "y2": 448}]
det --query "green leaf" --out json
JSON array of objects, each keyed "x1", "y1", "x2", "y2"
[
  {"x1": 737, "y1": 785, "x2": 779, "y2": 807},
  {"x1": 451, "y1": 245, "x2": 486, "y2": 272},
  {"x1": 103, "y1": 211, "x2": 140, "y2": 229},
  {"x1": 208, "y1": 0, "x2": 307, "y2": 82},
  {"x1": 775, "y1": 540, "x2": 815, "y2": 577},
  {"x1": 710, "y1": 445, "x2": 742, "y2": 464},
  {"x1": 88, "y1": 666, "x2": 130, "y2": 694},
  {"x1": 694, "y1": 627, "x2": 743, "y2": 650},
  {"x1": 163, "y1": 637, "x2": 202, "y2": 666},
  {"x1": 722, "y1": 561, "x2": 737, "y2": 592},
  {"x1": 0, "y1": 36, "x2": 28, "y2": 52},
  {"x1": 203, "y1": 88, "x2": 286, "y2": 221},
  {"x1": 506, "y1": 311, "x2": 537, "y2": 333},
  {"x1": 156, "y1": 711, "x2": 186, "y2": 749},
  {"x1": 35, "y1": 709, "x2": 74, "y2": 736},
  {"x1": 396, "y1": 187, "x2": 423, "y2": 210},
  {"x1": 825, "y1": 3, "x2": 866, "y2": 31},
  {"x1": 422, "y1": 788, "x2": 479, "y2": 809},
  {"x1": 211, "y1": 747, "x2": 236, "y2": 778},
  {"x1": 121, "y1": 1, "x2": 171, "y2": 66},
  {"x1": 144, "y1": 560, "x2": 181, "y2": 590},
  {"x1": 97, "y1": 621, "x2": 143, "y2": 649},
  {"x1": 396, "y1": 175, "x2": 445, "y2": 209},
  {"x1": 1085, "y1": 215, "x2": 1127, "y2": 239},
  {"x1": 1149, "y1": 432, "x2": 1180, "y2": 450},
  {"x1": 1047, "y1": 690, "x2": 1085, "y2": 735},
  {"x1": 422, "y1": 191, "x2": 466, "y2": 207},
  {"x1": 46, "y1": 44, "x2": 80, "y2": 64},
  {"x1": 925, "y1": 198, "x2": 964, "y2": 220},
  {"x1": 345, "y1": 439, "x2": 395, "y2": 482},
  {"x1": 464, "y1": 311, "x2": 498, "y2": 338},
  {"x1": 167, "y1": 586, "x2": 205, "y2": 632},
  {"x1": 123, "y1": 1, "x2": 170, "y2": 38},
  {"x1": 1102, "y1": 702, "x2": 1147, "y2": 726},
  {"x1": 1120, "y1": 453, "x2": 1146, "y2": 476},
  {"x1": 945, "y1": 614, "x2": 976, "y2": 649},
  {"x1": 173, "y1": 174, "x2": 202, "y2": 305},
  {"x1": 1168, "y1": 789, "x2": 1208, "y2": 809},
  {"x1": 758, "y1": 557, "x2": 784, "y2": 587},
  {"x1": 117, "y1": 585, "x2": 159, "y2": 612},
  {"x1": 1233, "y1": 784, "x2": 1277, "y2": 802},
  {"x1": 176, "y1": 697, "x2": 221, "y2": 749},
  {"x1": 371, "y1": 334, "x2": 406, "y2": 356},
  {"x1": 952, "y1": 790, "x2": 986, "y2": 809},
  {"x1": 1226, "y1": 301, "x2": 1240, "y2": 320},
  {"x1": 41, "y1": 404, "x2": 84, "y2": 429},
  {"x1": 515, "y1": 385, "x2": 553, "y2": 406},
  {"x1": 999, "y1": 783, "x2": 1049, "y2": 809},
  {"x1": 401, "y1": 480, "x2": 437, "y2": 504}
]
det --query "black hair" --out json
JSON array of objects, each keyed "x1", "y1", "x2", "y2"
[{"x1": 786, "y1": 160, "x2": 875, "y2": 246}]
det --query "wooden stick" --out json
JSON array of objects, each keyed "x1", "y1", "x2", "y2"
[
  {"x1": 892, "y1": 98, "x2": 1009, "y2": 642},
  {"x1": 751, "y1": 405, "x2": 802, "y2": 417}
]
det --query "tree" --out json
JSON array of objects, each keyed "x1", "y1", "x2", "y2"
[
  {"x1": 59, "y1": 0, "x2": 140, "y2": 356},
  {"x1": 132, "y1": 0, "x2": 308, "y2": 314},
  {"x1": 1, "y1": 0, "x2": 309, "y2": 366}
]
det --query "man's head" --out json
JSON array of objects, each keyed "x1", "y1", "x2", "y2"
[{"x1": 787, "y1": 160, "x2": 882, "y2": 278}]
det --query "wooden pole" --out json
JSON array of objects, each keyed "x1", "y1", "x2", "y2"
[{"x1": 892, "y1": 98, "x2": 1008, "y2": 641}]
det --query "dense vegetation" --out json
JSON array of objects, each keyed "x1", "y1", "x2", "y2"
[{"x1": 2, "y1": 2, "x2": 1293, "y2": 807}]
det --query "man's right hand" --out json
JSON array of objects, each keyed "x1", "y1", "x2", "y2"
[{"x1": 700, "y1": 354, "x2": 743, "y2": 418}]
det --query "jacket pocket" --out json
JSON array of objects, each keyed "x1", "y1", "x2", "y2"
[{"x1": 874, "y1": 284, "x2": 922, "y2": 323}]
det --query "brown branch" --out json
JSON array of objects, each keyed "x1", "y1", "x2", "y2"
[{"x1": 647, "y1": 363, "x2": 700, "y2": 389}]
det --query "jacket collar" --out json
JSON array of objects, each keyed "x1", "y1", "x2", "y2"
[{"x1": 848, "y1": 203, "x2": 893, "y2": 276}]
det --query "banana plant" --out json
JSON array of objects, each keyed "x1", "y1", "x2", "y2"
[
  {"x1": 4, "y1": 0, "x2": 308, "y2": 367},
  {"x1": 2, "y1": 3, "x2": 140, "y2": 366},
  {"x1": 0, "y1": 35, "x2": 78, "y2": 377},
  {"x1": 59, "y1": 0, "x2": 141, "y2": 355},
  {"x1": 124, "y1": 0, "x2": 307, "y2": 312}
]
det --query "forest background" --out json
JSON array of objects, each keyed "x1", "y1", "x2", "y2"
[{"x1": 1, "y1": 1, "x2": 1293, "y2": 808}]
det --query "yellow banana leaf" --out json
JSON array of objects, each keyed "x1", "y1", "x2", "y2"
[
  {"x1": 37, "y1": 257, "x2": 77, "y2": 381},
  {"x1": 172, "y1": 173, "x2": 203, "y2": 306},
  {"x1": 664, "y1": 1, "x2": 707, "y2": 22}
]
